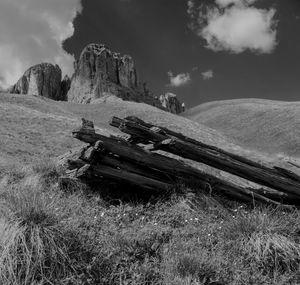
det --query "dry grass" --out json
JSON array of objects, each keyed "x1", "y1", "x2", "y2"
[
  {"x1": 0, "y1": 172, "x2": 71, "y2": 284},
  {"x1": 1, "y1": 162, "x2": 300, "y2": 284}
]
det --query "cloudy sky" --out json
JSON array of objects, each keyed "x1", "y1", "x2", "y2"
[{"x1": 1, "y1": 0, "x2": 300, "y2": 107}]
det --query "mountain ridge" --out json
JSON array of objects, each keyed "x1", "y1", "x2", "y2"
[{"x1": 7, "y1": 43, "x2": 184, "y2": 114}]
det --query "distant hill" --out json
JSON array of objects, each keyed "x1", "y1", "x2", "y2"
[{"x1": 184, "y1": 99, "x2": 300, "y2": 157}]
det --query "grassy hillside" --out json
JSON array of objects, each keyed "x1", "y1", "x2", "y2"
[
  {"x1": 3, "y1": 93, "x2": 297, "y2": 167},
  {"x1": 184, "y1": 99, "x2": 300, "y2": 158},
  {"x1": 0, "y1": 93, "x2": 229, "y2": 162},
  {"x1": 2, "y1": 94, "x2": 300, "y2": 284},
  {"x1": 2, "y1": 93, "x2": 300, "y2": 196}
]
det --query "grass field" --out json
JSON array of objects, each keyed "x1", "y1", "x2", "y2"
[{"x1": 2, "y1": 93, "x2": 300, "y2": 284}]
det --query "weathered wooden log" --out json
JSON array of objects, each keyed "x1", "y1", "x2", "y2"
[
  {"x1": 111, "y1": 117, "x2": 300, "y2": 200},
  {"x1": 157, "y1": 138, "x2": 300, "y2": 199},
  {"x1": 71, "y1": 154, "x2": 285, "y2": 206},
  {"x1": 81, "y1": 144, "x2": 176, "y2": 183},
  {"x1": 71, "y1": 122, "x2": 290, "y2": 205},
  {"x1": 70, "y1": 160, "x2": 173, "y2": 192},
  {"x1": 111, "y1": 116, "x2": 269, "y2": 169},
  {"x1": 113, "y1": 116, "x2": 300, "y2": 180}
]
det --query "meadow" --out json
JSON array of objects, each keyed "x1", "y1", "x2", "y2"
[
  {"x1": 1, "y1": 160, "x2": 300, "y2": 284},
  {"x1": 1, "y1": 94, "x2": 300, "y2": 284}
]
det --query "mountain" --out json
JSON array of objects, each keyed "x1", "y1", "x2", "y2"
[
  {"x1": 8, "y1": 43, "x2": 184, "y2": 114},
  {"x1": 9, "y1": 63, "x2": 67, "y2": 101},
  {"x1": 183, "y1": 98, "x2": 300, "y2": 157}
]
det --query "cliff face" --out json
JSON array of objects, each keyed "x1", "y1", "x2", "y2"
[
  {"x1": 67, "y1": 44, "x2": 161, "y2": 108},
  {"x1": 10, "y1": 63, "x2": 63, "y2": 100}
]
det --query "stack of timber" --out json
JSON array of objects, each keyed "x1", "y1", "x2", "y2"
[{"x1": 59, "y1": 116, "x2": 300, "y2": 207}]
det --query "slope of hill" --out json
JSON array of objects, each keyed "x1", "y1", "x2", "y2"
[
  {"x1": 0, "y1": 93, "x2": 233, "y2": 166},
  {"x1": 184, "y1": 99, "x2": 300, "y2": 157}
]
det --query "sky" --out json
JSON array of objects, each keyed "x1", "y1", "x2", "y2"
[{"x1": 1, "y1": 0, "x2": 300, "y2": 107}]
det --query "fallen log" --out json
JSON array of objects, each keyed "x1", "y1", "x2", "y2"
[
  {"x1": 111, "y1": 116, "x2": 269, "y2": 169},
  {"x1": 74, "y1": 163, "x2": 173, "y2": 192},
  {"x1": 71, "y1": 121, "x2": 291, "y2": 205},
  {"x1": 111, "y1": 117, "x2": 300, "y2": 200}
]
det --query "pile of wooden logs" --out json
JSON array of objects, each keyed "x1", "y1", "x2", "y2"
[{"x1": 60, "y1": 116, "x2": 300, "y2": 206}]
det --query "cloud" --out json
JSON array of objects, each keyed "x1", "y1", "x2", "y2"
[
  {"x1": 202, "y1": 70, "x2": 214, "y2": 80},
  {"x1": 0, "y1": 0, "x2": 82, "y2": 88},
  {"x1": 188, "y1": 0, "x2": 278, "y2": 54},
  {"x1": 167, "y1": 71, "x2": 191, "y2": 87},
  {"x1": 215, "y1": 0, "x2": 256, "y2": 8}
]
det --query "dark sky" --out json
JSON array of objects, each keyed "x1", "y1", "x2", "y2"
[{"x1": 64, "y1": 0, "x2": 300, "y2": 108}]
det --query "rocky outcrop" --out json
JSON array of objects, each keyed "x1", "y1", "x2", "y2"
[
  {"x1": 67, "y1": 44, "x2": 163, "y2": 108},
  {"x1": 10, "y1": 63, "x2": 63, "y2": 100},
  {"x1": 159, "y1": 93, "x2": 185, "y2": 114}
]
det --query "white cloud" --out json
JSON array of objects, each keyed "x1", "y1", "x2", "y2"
[
  {"x1": 189, "y1": 0, "x2": 278, "y2": 54},
  {"x1": 215, "y1": 0, "x2": 256, "y2": 8},
  {"x1": 202, "y1": 70, "x2": 214, "y2": 80},
  {"x1": 0, "y1": 0, "x2": 82, "y2": 88},
  {"x1": 167, "y1": 71, "x2": 191, "y2": 87}
]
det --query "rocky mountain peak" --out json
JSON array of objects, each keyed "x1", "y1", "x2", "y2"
[
  {"x1": 9, "y1": 43, "x2": 184, "y2": 114},
  {"x1": 68, "y1": 43, "x2": 142, "y2": 104},
  {"x1": 9, "y1": 63, "x2": 64, "y2": 100}
]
